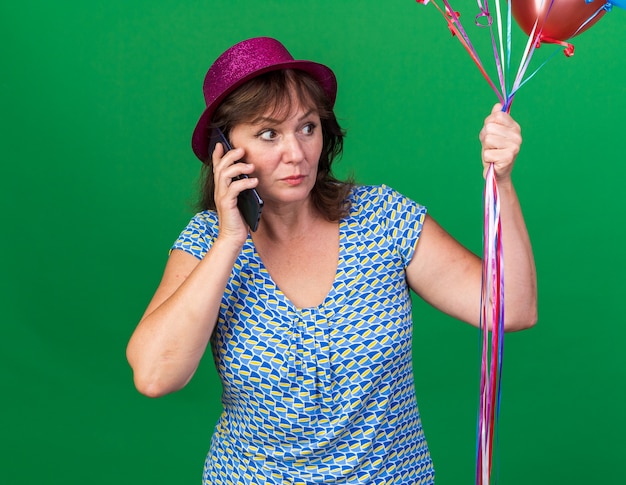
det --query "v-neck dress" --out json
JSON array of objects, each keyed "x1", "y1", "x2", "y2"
[{"x1": 172, "y1": 184, "x2": 434, "y2": 484}]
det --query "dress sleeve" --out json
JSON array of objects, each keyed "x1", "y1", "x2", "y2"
[
  {"x1": 170, "y1": 211, "x2": 219, "y2": 260},
  {"x1": 380, "y1": 185, "x2": 427, "y2": 268}
]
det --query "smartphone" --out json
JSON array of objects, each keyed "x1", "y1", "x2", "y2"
[{"x1": 208, "y1": 128, "x2": 264, "y2": 232}]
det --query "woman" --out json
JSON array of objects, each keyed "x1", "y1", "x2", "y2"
[{"x1": 127, "y1": 37, "x2": 537, "y2": 484}]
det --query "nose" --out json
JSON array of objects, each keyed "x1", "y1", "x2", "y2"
[{"x1": 282, "y1": 134, "x2": 305, "y2": 163}]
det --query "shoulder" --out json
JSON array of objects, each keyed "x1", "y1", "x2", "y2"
[
  {"x1": 346, "y1": 185, "x2": 427, "y2": 266},
  {"x1": 171, "y1": 210, "x2": 219, "y2": 259},
  {"x1": 178, "y1": 210, "x2": 218, "y2": 236},
  {"x1": 185, "y1": 210, "x2": 218, "y2": 228},
  {"x1": 348, "y1": 184, "x2": 426, "y2": 220}
]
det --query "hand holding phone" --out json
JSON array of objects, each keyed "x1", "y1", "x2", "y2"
[{"x1": 208, "y1": 128, "x2": 264, "y2": 232}]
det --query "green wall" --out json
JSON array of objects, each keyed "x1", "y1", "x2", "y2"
[{"x1": 2, "y1": 1, "x2": 625, "y2": 483}]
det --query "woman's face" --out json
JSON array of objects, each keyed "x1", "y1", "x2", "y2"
[{"x1": 228, "y1": 99, "x2": 323, "y2": 209}]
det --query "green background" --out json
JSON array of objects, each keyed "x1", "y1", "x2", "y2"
[{"x1": 2, "y1": 1, "x2": 625, "y2": 483}]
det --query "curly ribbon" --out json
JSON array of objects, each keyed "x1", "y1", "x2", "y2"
[
  {"x1": 477, "y1": 162, "x2": 504, "y2": 485},
  {"x1": 415, "y1": 0, "x2": 618, "y2": 483},
  {"x1": 413, "y1": 1, "x2": 590, "y2": 484},
  {"x1": 416, "y1": 0, "x2": 607, "y2": 106}
]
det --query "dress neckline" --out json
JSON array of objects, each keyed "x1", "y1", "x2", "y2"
[{"x1": 247, "y1": 219, "x2": 345, "y2": 312}]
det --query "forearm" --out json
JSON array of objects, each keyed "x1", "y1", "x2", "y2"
[
  {"x1": 497, "y1": 179, "x2": 538, "y2": 331},
  {"x1": 127, "y1": 238, "x2": 241, "y2": 396}
]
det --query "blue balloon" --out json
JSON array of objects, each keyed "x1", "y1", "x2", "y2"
[
  {"x1": 587, "y1": 0, "x2": 626, "y2": 10},
  {"x1": 609, "y1": 0, "x2": 626, "y2": 9}
]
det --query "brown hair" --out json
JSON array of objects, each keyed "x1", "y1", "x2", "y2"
[{"x1": 197, "y1": 69, "x2": 354, "y2": 221}]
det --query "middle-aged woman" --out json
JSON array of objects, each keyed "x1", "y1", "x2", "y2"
[{"x1": 127, "y1": 37, "x2": 537, "y2": 485}]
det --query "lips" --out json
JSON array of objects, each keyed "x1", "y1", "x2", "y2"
[{"x1": 282, "y1": 174, "x2": 306, "y2": 186}]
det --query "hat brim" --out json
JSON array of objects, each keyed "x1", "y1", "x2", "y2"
[{"x1": 191, "y1": 60, "x2": 337, "y2": 162}]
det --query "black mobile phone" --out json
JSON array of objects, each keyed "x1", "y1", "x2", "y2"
[{"x1": 208, "y1": 128, "x2": 264, "y2": 232}]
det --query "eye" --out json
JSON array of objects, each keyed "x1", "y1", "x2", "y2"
[
  {"x1": 258, "y1": 129, "x2": 277, "y2": 141},
  {"x1": 302, "y1": 122, "x2": 317, "y2": 135}
]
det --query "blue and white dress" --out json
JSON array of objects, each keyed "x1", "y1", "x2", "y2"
[{"x1": 172, "y1": 185, "x2": 435, "y2": 484}]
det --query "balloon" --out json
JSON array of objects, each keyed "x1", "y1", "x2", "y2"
[
  {"x1": 608, "y1": 0, "x2": 626, "y2": 8},
  {"x1": 511, "y1": 0, "x2": 608, "y2": 43}
]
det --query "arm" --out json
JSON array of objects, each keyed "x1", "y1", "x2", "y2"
[
  {"x1": 126, "y1": 143, "x2": 259, "y2": 397},
  {"x1": 407, "y1": 104, "x2": 537, "y2": 331},
  {"x1": 126, "y1": 242, "x2": 239, "y2": 398}
]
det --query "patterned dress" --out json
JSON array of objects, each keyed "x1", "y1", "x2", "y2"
[{"x1": 172, "y1": 185, "x2": 435, "y2": 484}]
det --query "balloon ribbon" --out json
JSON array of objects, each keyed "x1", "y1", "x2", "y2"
[
  {"x1": 477, "y1": 162, "x2": 504, "y2": 485},
  {"x1": 415, "y1": 0, "x2": 616, "y2": 483},
  {"x1": 413, "y1": 1, "x2": 548, "y2": 484}
]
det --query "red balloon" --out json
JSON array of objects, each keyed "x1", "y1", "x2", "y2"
[{"x1": 512, "y1": 0, "x2": 607, "y2": 43}]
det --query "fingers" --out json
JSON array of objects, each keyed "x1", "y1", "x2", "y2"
[
  {"x1": 481, "y1": 104, "x2": 520, "y2": 135},
  {"x1": 211, "y1": 143, "x2": 259, "y2": 236},
  {"x1": 481, "y1": 104, "x2": 521, "y2": 147},
  {"x1": 212, "y1": 142, "x2": 244, "y2": 180},
  {"x1": 480, "y1": 104, "x2": 522, "y2": 180},
  {"x1": 212, "y1": 144, "x2": 256, "y2": 194}
]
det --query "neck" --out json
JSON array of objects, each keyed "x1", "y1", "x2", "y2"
[{"x1": 253, "y1": 199, "x2": 328, "y2": 242}]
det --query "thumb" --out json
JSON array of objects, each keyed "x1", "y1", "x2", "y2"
[{"x1": 492, "y1": 103, "x2": 503, "y2": 114}]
